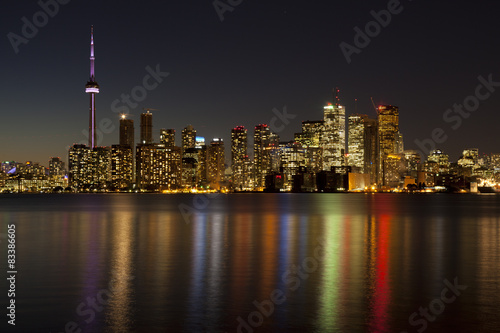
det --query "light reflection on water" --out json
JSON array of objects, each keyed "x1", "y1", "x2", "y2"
[{"x1": 0, "y1": 193, "x2": 499, "y2": 332}]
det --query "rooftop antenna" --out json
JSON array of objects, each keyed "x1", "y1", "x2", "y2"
[{"x1": 333, "y1": 87, "x2": 341, "y2": 107}]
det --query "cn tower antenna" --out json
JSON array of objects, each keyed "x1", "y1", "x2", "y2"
[{"x1": 85, "y1": 25, "x2": 100, "y2": 148}]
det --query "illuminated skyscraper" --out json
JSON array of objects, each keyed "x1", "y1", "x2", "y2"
[
  {"x1": 160, "y1": 129, "x2": 176, "y2": 147},
  {"x1": 348, "y1": 115, "x2": 379, "y2": 184},
  {"x1": 140, "y1": 111, "x2": 153, "y2": 144},
  {"x1": 49, "y1": 157, "x2": 65, "y2": 176},
  {"x1": 136, "y1": 144, "x2": 182, "y2": 191},
  {"x1": 378, "y1": 105, "x2": 399, "y2": 185},
  {"x1": 294, "y1": 120, "x2": 324, "y2": 174},
  {"x1": 427, "y1": 149, "x2": 450, "y2": 174},
  {"x1": 378, "y1": 105, "x2": 399, "y2": 157},
  {"x1": 279, "y1": 141, "x2": 306, "y2": 191},
  {"x1": 111, "y1": 145, "x2": 133, "y2": 189},
  {"x1": 182, "y1": 125, "x2": 196, "y2": 153},
  {"x1": 295, "y1": 120, "x2": 323, "y2": 148},
  {"x1": 348, "y1": 114, "x2": 366, "y2": 172},
  {"x1": 85, "y1": 26, "x2": 99, "y2": 148},
  {"x1": 231, "y1": 126, "x2": 249, "y2": 190},
  {"x1": 321, "y1": 103, "x2": 346, "y2": 170},
  {"x1": 208, "y1": 138, "x2": 225, "y2": 190},
  {"x1": 196, "y1": 137, "x2": 208, "y2": 187},
  {"x1": 119, "y1": 115, "x2": 134, "y2": 147},
  {"x1": 68, "y1": 145, "x2": 93, "y2": 189},
  {"x1": 254, "y1": 124, "x2": 271, "y2": 189}
]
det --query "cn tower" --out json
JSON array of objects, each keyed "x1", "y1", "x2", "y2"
[{"x1": 85, "y1": 26, "x2": 99, "y2": 148}]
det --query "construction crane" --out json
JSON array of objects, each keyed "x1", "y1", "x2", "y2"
[
  {"x1": 142, "y1": 107, "x2": 159, "y2": 113},
  {"x1": 370, "y1": 97, "x2": 379, "y2": 113}
]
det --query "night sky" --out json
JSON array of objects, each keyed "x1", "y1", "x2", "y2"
[{"x1": 2, "y1": 0, "x2": 500, "y2": 164}]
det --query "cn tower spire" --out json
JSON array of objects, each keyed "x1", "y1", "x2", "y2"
[
  {"x1": 85, "y1": 25, "x2": 99, "y2": 148},
  {"x1": 90, "y1": 25, "x2": 95, "y2": 81}
]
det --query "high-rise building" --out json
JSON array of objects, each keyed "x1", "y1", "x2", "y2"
[
  {"x1": 140, "y1": 111, "x2": 153, "y2": 144},
  {"x1": 348, "y1": 114, "x2": 366, "y2": 172},
  {"x1": 136, "y1": 144, "x2": 182, "y2": 191},
  {"x1": 279, "y1": 141, "x2": 306, "y2": 191},
  {"x1": 254, "y1": 124, "x2": 271, "y2": 189},
  {"x1": 196, "y1": 137, "x2": 208, "y2": 187},
  {"x1": 111, "y1": 145, "x2": 133, "y2": 189},
  {"x1": 378, "y1": 105, "x2": 399, "y2": 157},
  {"x1": 321, "y1": 103, "x2": 346, "y2": 170},
  {"x1": 85, "y1": 26, "x2": 99, "y2": 148},
  {"x1": 378, "y1": 105, "x2": 399, "y2": 185},
  {"x1": 119, "y1": 115, "x2": 134, "y2": 147},
  {"x1": 49, "y1": 157, "x2": 65, "y2": 176},
  {"x1": 160, "y1": 129, "x2": 176, "y2": 147},
  {"x1": 458, "y1": 148, "x2": 479, "y2": 168},
  {"x1": 208, "y1": 138, "x2": 225, "y2": 190},
  {"x1": 295, "y1": 120, "x2": 324, "y2": 148},
  {"x1": 182, "y1": 147, "x2": 198, "y2": 188},
  {"x1": 427, "y1": 149, "x2": 450, "y2": 174},
  {"x1": 231, "y1": 126, "x2": 249, "y2": 190},
  {"x1": 68, "y1": 145, "x2": 93, "y2": 189},
  {"x1": 68, "y1": 145, "x2": 111, "y2": 190},
  {"x1": 348, "y1": 115, "x2": 379, "y2": 184},
  {"x1": 182, "y1": 125, "x2": 196, "y2": 153}
]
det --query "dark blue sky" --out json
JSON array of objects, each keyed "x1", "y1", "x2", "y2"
[{"x1": 1, "y1": 0, "x2": 500, "y2": 164}]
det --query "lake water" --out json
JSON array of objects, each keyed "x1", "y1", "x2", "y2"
[{"x1": 0, "y1": 193, "x2": 499, "y2": 333}]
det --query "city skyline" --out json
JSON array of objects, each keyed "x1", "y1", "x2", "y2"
[{"x1": 2, "y1": 1, "x2": 500, "y2": 164}]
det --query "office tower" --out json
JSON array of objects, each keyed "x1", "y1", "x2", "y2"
[
  {"x1": 427, "y1": 149, "x2": 450, "y2": 174},
  {"x1": 267, "y1": 132, "x2": 281, "y2": 173},
  {"x1": 363, "y1": 118, "x2": 379, "y2": 184},
  {"x1": 348, "y1": 115, "x2": 379, "y2": 184},
  {"x1": 182, "y1": 147, "x2": 198, "y2": 188},
  {"x1": 120, "y1": 115, "x2": 134, "y2": 147},
  {"x1": 208, "y1": 138, "x2": 225, "y2": 190},
  {"x1": 160, "y1": 129, "x2": 176, "y2": 147},
  {"x1": 383, "y1": 154, "x2": 405, "y2": 188},
  {"x1": 68, "y1": 144, "x2": 93, "y2": 189},
  {"x1": 378, "y1": 105, "x2": 399, "y2": 185},
  {"x1": 321, "y1": 103, "x2": 346, "y2": 170},
  {"x1": 378, "y1": 105, "x2": 399, "y2": 157},
  {"x1": 348, "y1": 115, "x2": 366, "y2": 172},
  {"x1": 279, "y1": 141, "x2": 306, "y2": 191},
  {"x1": 85, "y1": 26, "x2": 99, "y2": 148},
  {"x1": 231, "y1": 126, "x2": 249, "y2": 190},
  {"x1": 403, "y1": 150, "x2": 421, "y2": 177},
  {"x1": 92, "y1": 147, "x2": 111, "y2": 187},
  {"x1": 68, "y1": 145, "x2": 111, "y2": 190},
  {"x1": 196, "y1": 137, "x2": 208, "y2": 187},
  {"x1": 294, "y1": 120, "x2": 324, "y2": 174},
  {"x1": 458, "y1": 148, "x2": 479, "y2": 168},
  {"x1": 136, "y1": 144, "x2": 182, "y2": 191},
  {"x1": 182, "y1": 125, "x2": 196, "y2": 153},
  {"x1": 140, "y1": 111, "x2": 153, "y2": 144},
  {"x1": 295, "y1": 120, "x2": 324, "y2": 148},
  {"x1": 49, "y1": 157, "x2": 65, "y2": 176},
  {"x1": 254, "y1": 124, "x2": 271, "y2": 189},
  {"x1": 111, "y1": 145, "x2": 133, "y2": 189}
]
